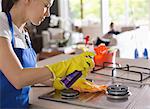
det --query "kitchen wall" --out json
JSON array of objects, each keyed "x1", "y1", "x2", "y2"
[
  {"x1": 0, "y1": 0, "x2": 1, "y2": 11},
  {"x1": 116, "y1": 27, "x2": 150, "y2": 59}
]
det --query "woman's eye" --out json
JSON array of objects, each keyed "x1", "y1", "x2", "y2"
[
  {"x1": 45, "y1": 5, "x2": 48, "y2": 8},
  {"x1": 45, "y1": 4, "x2": 50, "y2": 9}
]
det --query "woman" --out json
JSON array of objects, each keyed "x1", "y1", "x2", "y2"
[
  {"x1": 107, "y1": 22, "x2": 121, "y2": 35},
  {"x1": 0, "y1": 0, "x2": 94, "y2": 108}
]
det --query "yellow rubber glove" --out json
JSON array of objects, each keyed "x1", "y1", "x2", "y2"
[
  {"x1": 65, "y1": 51, "x2": 95, "y2": 78},
  {"x1": 53, "y1": 78, "x2": 65, "y2": 90},
  {"x1": 46, "y1": 52, "x2": 95, "y2": 89}
]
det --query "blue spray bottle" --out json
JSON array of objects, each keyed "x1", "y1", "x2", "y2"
[
  {"x1": 134, "y1": 48, "x2": 139, "y2": 59},
  {"x1": 143, "y1": 48, "x2": 148, "y2": 59}
]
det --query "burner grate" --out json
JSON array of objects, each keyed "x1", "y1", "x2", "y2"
[
  {"x1": 92, "y1": 62, "x2": 121, "y2": 77},
  {"x1": 93, "y1": 62, "x2": 121, "y2": 71},
  {"x1": 92, "y1": 62, "x2": 150, "y2": 82},
  {"x1": 112, "y1": 64, "x2": 150, "y2": 82}
]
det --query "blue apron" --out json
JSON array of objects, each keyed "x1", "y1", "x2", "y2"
[{"x1": 0, "y1": 12, "x2": 36, "y2": 109}]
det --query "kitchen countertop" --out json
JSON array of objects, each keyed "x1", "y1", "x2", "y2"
[{"x1": 29, "y1": 54, "x2": 150, "y2": 109}]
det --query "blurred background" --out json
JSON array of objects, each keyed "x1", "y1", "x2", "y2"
[{"x1": 1, "y1": 0, "x2": 150, "y2": 60}]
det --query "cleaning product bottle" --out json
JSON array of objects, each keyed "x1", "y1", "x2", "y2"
[
  {"x1": 134, "y1": 48, "x2": 139, "y2": 59},
  {"x1": 61, "y1": 70, "x2": 82, "y2": 88},
  {"x1": 94, "y1": 44, "x2": 113, "y2": 66},
  {"x1": 143, "y1": 48, "x2": 148, "y2": 59},
  {"x1": 84, "y1": 35, "x2": 90, "y2": 45}
]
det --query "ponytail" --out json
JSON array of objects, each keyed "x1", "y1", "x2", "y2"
[{"x1": 2, "y1": 0, "x2": 18, "y2": 12}]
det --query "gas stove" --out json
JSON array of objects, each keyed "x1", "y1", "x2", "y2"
[
  {"x1": 39, "y1": 76, "x2": 150, "y2": 109},
  {"x1": 39, "y1": 60, "x2": 150, "y2": 109}
]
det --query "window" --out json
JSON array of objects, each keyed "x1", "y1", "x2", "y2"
[
  {"x1": 109, "y1": 0, "x2": 150, "y2": 26},
  {"x1": 69, "y1": 0, "x2": 101, "y2": 26}
]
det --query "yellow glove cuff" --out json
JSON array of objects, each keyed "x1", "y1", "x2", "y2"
[
  {"x1": 53, "y1": 78, "x2": 66, "y2": 90},
  {"x1": 45, "y1": 65, "x2": 56, "y2": 81}
]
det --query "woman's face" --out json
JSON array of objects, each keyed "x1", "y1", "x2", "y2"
[{"x1": 27, "y1": 0, "x2": 53, "y2": 25}]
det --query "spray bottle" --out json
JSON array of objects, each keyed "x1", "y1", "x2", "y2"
[{"x1": 61, "y1": 70, "x2": 82, "y2": 88}]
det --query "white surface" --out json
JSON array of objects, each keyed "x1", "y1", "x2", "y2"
[
  {"x1": 116, "y1": 27, "x2": 150, "y2": 59},
  {"x1": 0, "y1": 0, "x2": 1, "y2": 12}
]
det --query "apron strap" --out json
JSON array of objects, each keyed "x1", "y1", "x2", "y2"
[
  {"x1": 6, "y1": 12, "x2": 32, "y2": 48},
  {"x1": 25, "y1": 35, "x2": 31, "y2": 48},
  {"x1": 5, "y1": 12, "x2": 15, "y2": 48}
]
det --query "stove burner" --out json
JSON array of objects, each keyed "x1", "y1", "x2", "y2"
[
  {"x1": 60, "y1": 89, "x2": 79, "y2": 99},
  {"x1": 107, "y1": 84, "x2": 128, "y2": 96},
  {"x1": 107, "y1": 85, "x2": 130, "y2": 100}
]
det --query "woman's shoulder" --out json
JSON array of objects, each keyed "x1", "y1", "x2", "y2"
[
  {"x1": 0, "y1": 12, "x2": 11, "y2": 40},
  {"x1": 0, "y1": 12, "x2": 7, "y2": 22},
  {"x1": 0, "y1": 12, "x2": 9, "y2": 27}
]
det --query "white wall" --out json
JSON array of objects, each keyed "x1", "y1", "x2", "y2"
[
  {"x1": 149, "y1": 0, "x2": 150, "y2": 29},
  {"x1": 0, "y1": 0, "x2": 2, "y2": 12},
  {"x1": 116, "y1": 27, "x2": 150, "y2": 59},
  {"x1": 58, "y1": 0, "x2": 71, "y2": 31},
  {"x1": 101, "y1": 0, "x2": 110, "y2": 34}
]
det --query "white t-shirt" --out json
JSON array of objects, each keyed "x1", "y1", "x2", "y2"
[{"x1": 0, "y1": 12, "x2": 31, "y2": 49}]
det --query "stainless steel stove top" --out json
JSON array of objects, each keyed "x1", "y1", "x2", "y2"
[{"x1": 39, "y1": 77, "x2": 150, "y2": 109}]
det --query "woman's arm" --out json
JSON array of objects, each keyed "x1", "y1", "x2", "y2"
[
  {"x1": 41, "y1": 80, "x2": 53, "y2": 86},
  {"x1": 0, "y1": 37, "x2": 53, "y2": 89}
]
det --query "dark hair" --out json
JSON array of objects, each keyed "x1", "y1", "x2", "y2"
[
  {"x1": 2, "y1": 0, "x2": 18, "y2": 12},
  {"x1": 2, "y1": 0, "x2": 29, "y2": 35}
]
